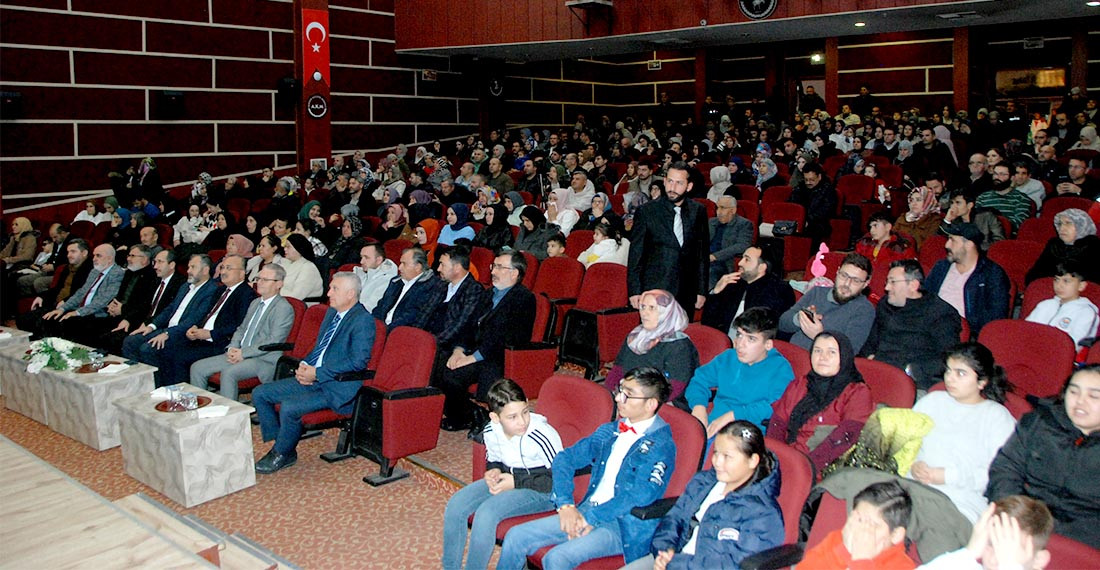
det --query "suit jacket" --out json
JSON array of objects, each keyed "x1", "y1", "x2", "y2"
[
  {"x1": 315, "y1": 303, "x2": 376, "y2": 414},
  {"x1": 115, "y1": 265, "x2": 157, "y2": 323},
  {"x1": 708, "y1": 215, "x2": 754, "y2": 269},
  {"x1": 203, "y1": 283, "x2": 257, "y2": 348},
  {"x1": 60, "y1": 264, "x2": 125, "y2": 317},
  {"x1": 45, "y1": 261, "x2": 92, "y2": 306},
  {"x1": 372, "y1": 271, "x2": 445, "y2": 331},
  {"x1": 151, "y1": 279, "x2": 219, "y2": 340},
  {"x1": 143, "y1": 273, "x2": 187, "y2": 324},
  {"x1": 429, "y1": 274, "x2": 487, "y2": 351},
  {"x1": 627, "y1": 197, "x2": 710, "y2": 301},
  {"x1": 231, "y1": 295, "x2": 296, "y2": 380},
  {"x1": 701, "y1": 273, "x2": 797, "y2": 334},
  {"x1": 462, "y1": 284, "x2": 536, "y2": 368}
]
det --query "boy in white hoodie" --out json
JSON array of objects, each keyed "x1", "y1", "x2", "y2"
[
  {"x1": 442, "y1": 379, "x2": 563, "y2": 570},
  {"x1": 1025, "y1": 262, "x2": 1099, "y2": 350}
]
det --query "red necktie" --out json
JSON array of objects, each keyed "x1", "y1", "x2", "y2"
[
  {"x1": 202, "y1": 287, "x2": 230, "y2": 324},
  {"x1": 618, "y1": 421, "x2": 635, "y2": 434},
  {"x1": 80, "y1": 271, "x2": 104, "y2": 307},
  {"x1": 147, "y1": 280, "x2": 166, "y2": 319}
]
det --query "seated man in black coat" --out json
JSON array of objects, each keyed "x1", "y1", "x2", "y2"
[
  {"x1": 701, "y1": 245, "x2": 795, "y2": 339},
  {"x1": 371, "y1": 246, "x2": 444, "y2": 332},
  {"x1": 437, "y1": 251, "x2": 535, "y2": 431}
]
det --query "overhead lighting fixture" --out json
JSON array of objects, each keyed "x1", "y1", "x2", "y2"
[
  {"x1": 854, "y1": 22, "x2": 866, "y2": 27},
  {"x1": 1088, "y1": 1, "x2": 1100, "y2": 7},
  {"x1": 810, "y1": 53, "x2": 824, "y2": 64}
]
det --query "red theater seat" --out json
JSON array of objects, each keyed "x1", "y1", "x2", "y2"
[{"x1": 978, "y1": 319, "x2": 1076, "y2": 399}]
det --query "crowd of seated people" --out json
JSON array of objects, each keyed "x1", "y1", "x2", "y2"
[{"x1": 2, "y1": 84, "x2": 1100, "y2": 567}]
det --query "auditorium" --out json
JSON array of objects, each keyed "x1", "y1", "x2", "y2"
[{"x1": 1, "y1": 0, "x2": 1099, "y2": 568}]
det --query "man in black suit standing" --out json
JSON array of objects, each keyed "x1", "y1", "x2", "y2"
[
  {"x1": 156, "y1": 254, "x2": 256, "y2": 386},
  {"x1": 627, "y1": 161, "x2": 710, "y2": 314},
  {"x1": 437, "y1": 251, "x2": 535, "y2": 431}
]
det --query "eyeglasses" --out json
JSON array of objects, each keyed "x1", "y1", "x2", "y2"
[
  {"x1": 886, "y1": 278, "x2": 912, "y2": 286},
  {"x1": 614, "y1": 387, "x2": 652, "y2": 402},
  {"x1": 489, "y1": 263, "x2": 516, "y2": 271},
  {"x1": 251, "y1": 276, "x2": 282, "y2": 283},
  {"x1": 836, "y1": 271, "x2": 868, "y2": 285}
]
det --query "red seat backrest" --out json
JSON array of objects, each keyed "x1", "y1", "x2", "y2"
[
  {"x1": 154, "y1": 224, "x2": 173, "y2": 249},
  {"x1": 761, "y1": 185, "x2": 792, "y2": 207},
  {"x1": 735, "y1": 184, "x2": 760, "y2": 203},
  {"x1": 855, "y1": 357, "x2": 916, "y2": 408},
  {"x1": 70, "y1": 220, "x2": 95, "y2": 240},
  {"x1": 1041, "y1": 196, "x2": 1095, "y2": 220},
  {"x1": 823, "y1": 155, "x2": 848, "y2": 179},
  {"x1": 367, "y1": 317, "x2": 387, "y2": 371},
  {"x1": 1021, "y1": 277, "x2": 1100, "y2": 318},
  {"x1": 738, "y1": 199, "x2": 760, "y2": 225},
  {"x1": 1016, "y1": 218, "x2": 1056, "y2": 244},
  {"x1": 693, "y1": 198, "x2": 717, "y2": 218},
  {"x1": 767, "y1": 438, "x2": 814, "y2": 544},
  {"x1": 987, "y1": 240, "x2": 1045, "y2": 294},
  {"x1": 470, "y1": 246, "x2": 495, "y2": 286},
  {"x1": 565, "y1": 230, "x2": 595, "y2": 260},
  {"x1": 291, "y1": 304, "x2": 330, "y2": 359},
  {"x1": 658, "y1": 405, "x2": 706, "y2": 498},
  {"x1": 207, "y1": 249, "x2": 226, "y2": 265},
  {"x1": 918, "y1": 234, "x2": 948, "y2": 274},
  {"x1": 372, "y1": 326, "x2": 434, "y2": 392},
  {"x1": 383, "y1": 238, "x2": 413, "y2": 264},
  {"x1": 773, "y1": 339, "x2": 811, "y2": 380},
  {"x1": 1047, "y1": 533, "x2": 1100, "y2": 569},
  {"x1": 609, "y1": 193, "x2": 626, "y2": 215},
  {"x1": 763, "y1": 203, "x2": 806, "y2": 231},
  {"x1": 532, "y1": 256, "x2": 584, "y2": 300},
  {"x1": 520, "y1": 251, "x2": 539, "y2": 290},
  {"x1": 978, "y1": 319, "x2": 1076, "y2": 399},
  {"x1": 836, "y1": 174, "x2": 875, "y2": 205},
  {"x1": 574, "y1": 263, "x2": 627, "y2": 312},
  {"x1": 283, "y1": 297, "x2": 307, "y2": 344},
  {"x1": 928, "y1": 381, "x2": 1033, "y2": 420},
  {"x1": 685, "y1": 323, "x2": 732, "y2": 366},
  {"x1": 878, "y1": 164, "x2": 903, "y2": 189},
  {"x1": 804, "y1": 251, "x2": 846, "y2": 281},
  {"x1": 530, "y1": 293, "x2": 553, "y2": 343},
  {"x1": 536, "y1": 374, "x2": 615, "y2": 447}
]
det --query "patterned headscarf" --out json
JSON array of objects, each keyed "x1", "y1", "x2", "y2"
[
  {"x1": 1054, "y1": 208, "x2": 1097, "y2": 242},
  {"x1": 755, "y1": 142, "x2": 772, "y2": 159},
  {"x1": 626, "y1": 289, "x2": 689, "y2": 355},
  {"x1": 905, "y1": 186, "x2": 941, "y2": 222},
  {"x1": 755, "y1": 158, "x2": 778, "y2": 187}
]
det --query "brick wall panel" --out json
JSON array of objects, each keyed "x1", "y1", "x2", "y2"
[
  {"x1": 215, "y1": 60, "x2": 293, "y2": 90},
  {"x1": 458, "y1": 100, "x2": 479, "y2": 124},
  {"x1": 218, "y1": 123, "x2": 295, "y2": 152},
  {"x1": 840, "y1": 42, "x2": 953, "y2": 69},
  {"x1": 1, "y1": 123, "x2": 73, "y2": 157},
  {"x1": 0, "y1": 48, "x2": 71, "y2": 83},
  {"x1": 211, "y1": 0, "x2": 292, "y2": 29},
  {"x1": 369, "y1": 0, "x2": 395, "y2": 12},
  {"x1": 78, "y1": 124, "x2": 214, "y2": 156},
  {"x1": 839, "y1": 69, "x2": 926, "y2": 94},
  {"x1": 416, "y1": 72, "x2": 477, "y2": 99},
  {"x1": 2, "y1": 0, "x2": 67, "y2": 9},
  {"x1": 504, "y1": 101, "x2": 562, "y2": 125},
  {"x1": 0, "y1": 9, "x2": 142, "y2": 51},
  {"x1": 331, "y1": 37, "x2": 372, "y2": 65},
  {"x1": 331, "y1": 67, "x2": 415, "y2": 95},
  {"x1": 70, "y1": 0, "x2": 209, "y2": 21},
  {"x1": 371, "y1": 41, "x2": 398, "y2": 67},
  {"x1": 373, "y1": 95, "x2": 456, "y2": 123},
  {"x1": 333, "y1": 124, "x2": 414, "y2": 151},
  {"x1": 0, "y1": 85, "x2": 144, "y2": 120},
  {"x1": 928, "y1": 67, "x2": 953, "y2": 93},
  {"x1": 76, "y1": 53, "x2": 212, "y2": 88},
  {"x1": 272, "y1": 31, "x2": 295, "y2": 61},
  {"x1": 330, "y1": 10, "x2": 394, "y2": 40},
  {"x1": 532, "y1": 79, "x2": 592, "y2": 104},
  {"x1": 595, "y1": 84, "x2": 656, "y2": 106},
  {"x1": 330, "y1": 97, "x2": 373, "y2": 122},
  {"x1": 150, "y1": 90, "x2": 274, "y2": 121},
  {"x1": 146, "y1": 22, "x2": 271, "y2": 60}
]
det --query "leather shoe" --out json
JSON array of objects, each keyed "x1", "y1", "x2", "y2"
[
  {"x1": 250, "y1": 413, "x2": 260, "y2": 425},
  {"x1": 440, "y1": 417, "x2": 471, "y2": 432},
  {"x1": 255, "y1": 450, "x2": 297, "y2": 474}
]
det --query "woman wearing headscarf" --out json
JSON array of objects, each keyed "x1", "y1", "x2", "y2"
[
  {"x1": 375, "y1": 185, "x2": 402, "y2": 219},
  {"x1": 471, "y1": 187, "x2": 499, "y2": 222},
  {"x1": 246, "y1": 234, "x2": 286, "y2": 284},
  {"x1": 574, "y1": 192, "x2": 622, "y2": 233},
  {"x1": 603, "y1": 289, "x2": 699, "y2": 401},
  {"x1": 726, "y1": 156, "x2": 754, "y2": 187},
  {"x1": 1070, "y1": 125, "x2": 1100, "y2": 151},
  {"x1": 242, "y1": 213, "x2": 264, "y2": 247},
  {"x1": 706, "y1": 165, "x2": 733, "y2": 204},
  {"x1": 934, "y1": 124, "x2": 959, "y2": 168},
  {"x1": 1, "y1": 217, "x2": 38, "y2": 273},
  {"x1": 376, "y1": 203, "x2": 416, "y2": 243},
  {"x1": 546, "y1": 188, "x2": 579, "y2": 236},
  {"x1": 893, "y1": 185, "x2": 944, "y2": 249},
  {"x1": 281, "y1": 234, "x2": 324, "y2": 300},
  {"x1": 325, "y1": 216, "x2": 367, "y2": 268},
  {"x1": 270, "y1": 176, "x2": 301, "y2": 221},
  {"x1": 766, "y1": 331, "x2": 874, "y2": 474},
  {"x1": 408, "y1": 189, "x2": 440, "y2": 226},
  {"x1": 104, "y1": 208, "x2": 132, "y2": 248},
  {"x1": 439, "y1": 203, "x2": 475, "y2": 246},
  {"x1": 754, "y1": 157, "x2": 781, "y2": 191},
  {"x1": 225, "y1": 234, "x2": 255, "y2": 259},
  {"x1": 137, "y1": 157, "x2": 163, "y2": 205},
  {"x1": 1025, "y1": 208, "x2": 1100, "y2": 284},
  {"x1": 472, "y1": 203, "x2": 514, "y2": 251},
  {"x1": 504, "y1": 191, "x2": 526, "y2": 227},
  {"x1": 513, "y1": 207, "x2": 558, "y2": 260},
  {"x1": 415, "y1": 218, "x2": 442, "y2": 265},
  {"x1": 201, "y1": 211, "x2": 235, "y2": 252},
  {"x1": 299, "y1": 200, "x2": 322, "y2": 224},
  {"x1": 73, "y1": 200, "x2": 111, "y2": 225}
]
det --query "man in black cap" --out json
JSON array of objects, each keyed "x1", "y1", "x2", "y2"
[{"x1": 923, "y1": 222, "x2": 1010, "y2": 339}]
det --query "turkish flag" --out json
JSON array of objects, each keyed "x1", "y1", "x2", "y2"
[{"x1": 302, "y1": 9, "x2": 330, "y2": 89}]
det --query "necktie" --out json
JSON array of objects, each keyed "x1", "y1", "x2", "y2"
[
  {"x1": 147, "y1": 280, "x2": 166, "y2": 319},
  {"x1": 241, "y1": 302, "x2": 264, "y2": 347},
  {"x1": 81, "y1": 271, "x2": 105, "y2": 307},
  {"x1": 304, "y1": 313, "x2": 342, "y2": 366},
  {"x1": 673, "y1": 206, "x2": 684, "y2": 246},
  {"x1": 203, "y1": 287, "x2": 230, "y2": 324},
  {"x1": 618, "y1": 420, "x2": 636, "y2": 434}
]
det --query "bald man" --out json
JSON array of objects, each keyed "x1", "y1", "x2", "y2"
[{"x1": 38, "y1": 243, "x2": 124, "y2": 340}]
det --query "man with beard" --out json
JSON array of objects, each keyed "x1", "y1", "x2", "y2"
[
  {"x1": 787, "y1": 162, "x2": 838, "y2": 252},
  {"x1": 924, "y1": 222, "x2": 1010, "y2": 339},
  {"x1": 977, "y1": 163, "x2": 1032, "y2": 230},
  {"x1": 1033, "y1": 145, "x2": 1066, "y2": 184},
  {"x1": 965, "y1": 153, "x2": 993, "y2": 195},
  {"x1": 779, "y1": 253, "x2": 876, "y2": 352},
  {"x1": 627, "y1": 161, "x2": 710, "y2": 313},
  {"x1": 859, "y1": 259, "x2": 960, "y2": 390},
  {"x1": 69, "y1": 244, "x2": 157, "y2": 348},
  {"x1": 701, "y1": 245, "x2": 795, "y2": 340},
  {"x1": 37, "y1": 243, "x2": 125, "y2": 340}
]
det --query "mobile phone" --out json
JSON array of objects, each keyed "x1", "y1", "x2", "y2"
[{"x1": 801, "y1": 308, "x2": 816, "y2": 322}]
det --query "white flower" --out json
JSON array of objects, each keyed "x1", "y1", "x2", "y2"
[{"x1": 26, "y1": 354, "x2": 47, "y2": 374}]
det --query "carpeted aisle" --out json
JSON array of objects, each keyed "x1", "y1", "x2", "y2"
[{"x1": 0, "y1": 396, "x2": 475, "y2": 569}]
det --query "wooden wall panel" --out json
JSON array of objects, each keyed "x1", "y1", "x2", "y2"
[
  {"x1": 75, "y1": 53, "x2": 213, "y2": 88},
  {"x1": 373, "y1": 95, "x2": 458, "y2": 123},
  {"x1": 218, "y1": 124, "x2": 295, "y2": 153},
  {"x1": 1, "y1": 86, "x2": 145, "y2": 120},
  {"x1": 211, "y1": 0, "x2": 293, "y2": 29},
  {"x1": 332, "y1": 124, "x2": 415, "y2": 151},
  {"x1": 78, "y1": 124, "x2": 215, "y2": 156},
  {"x1": 215, "y1": 60, "x2": 294, "y2": 90},
  {"x1": 146, "y1": 22, "x2": 271, "y2": 59},
  {"x1": 154, "y1": 91, "x2": 275, "y2": 122},
  {"x1": 70, "y1": 0, "x2": 208, "y2": 21},
  {"x1": 0, "y1": 48, "x2": 71, "y2": 83},
  {"x1": 1, "y1": 123, "x2": 73, "y2": 157},
  {"x1": 0, "y1": 9, "x2": 142, "y2": 51},
  {"x1": 532, "y1": 80, "x2": 592, "y2": 104}
]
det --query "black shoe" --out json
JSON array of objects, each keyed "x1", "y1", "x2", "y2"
[
  {"x1": 440, "y1": 417, "x2": 471, "y2": 432},
  {"x1": 255, "y1": 450, "x2": 297, "y2": 474},
  {"x1": 250, "y1": 413, "x2": 260, "y2": 425},
  {"x1": 467, "y1": 406, "x2": 490, "y2": 440}
]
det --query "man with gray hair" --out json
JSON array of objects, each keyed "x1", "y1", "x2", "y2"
[
  {"x1": 372, "y1": 247, "x2": 444, "y2": 332},
  {"x1": 252, "y1": 272, "x2": 376, "y2": 474},
  {"x1": 707, "y1": 196, "x2": 754, "y2": 289},
  {"x1": 191, "y1": 263, "x2": 295, "y2": 401},
  {"x1": 38, "y1": 243, "x2": 125, "y2": 340},
  {"x1": 72, "y1": 244, "x2": 157, "y2": 348}
]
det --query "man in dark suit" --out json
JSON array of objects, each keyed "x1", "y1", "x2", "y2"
[
  {"x1": 190, "y1": 263, "x2": 295, "y2": 401},
  {"x1": 428, "y1": 246, "x2": 486, "y2": 354},
  {"x1": 67, "y1": 244, "x2": 156, "y2": 348},
  {"x1": 372, "y1": 247, "x2": 444, "y2": 332},
  {"x1": 122, "y1": 253, "x2": 220, "y2": 386},
  {"x1": 102, "y1": 249, "x2": 185, "y2": 355},
  {"x1": 252, "y1": 272, "x2": 375, "y2": 474},
  {"x1": 701, "y1": 245, "x2": 796, "y2": 338},
  {"x1": 16, "y1": 238, "x2": 92, "y2": 333},
  {"x1": 627, "y1": 161, "x2": 710, "y2": 314},
  {"x1": 155, "y1": 254, "x2": 256, "y2": 386},
  {"x1": 437, "y1": 251, "x2": 535, "y2": 431},
  {"x1": 708, "y1": 195, "x2": 754, "y2": 289}
]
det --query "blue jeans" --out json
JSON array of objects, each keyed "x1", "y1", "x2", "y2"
[
  {"x1": 252, "y1": 378, "x2": 330, "y2": 455},
  {"x1": 441, "y1": 480, "x2": 553, "y2": 570},
  {"x1": 497, "y1": 509, "x2": 624, "y2": 570}
]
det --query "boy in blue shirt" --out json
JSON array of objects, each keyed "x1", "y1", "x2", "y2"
[{"x1": 684, "y1": 307, "x2": 795, "y2": 437}]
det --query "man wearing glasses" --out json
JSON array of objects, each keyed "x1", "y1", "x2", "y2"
[
  {"x1": 190, "y1": 264, "x2": 294, "y2": 401},
  {"x1": 859, "y1": 259, "x2": 961, "y2": 390},
  {"x1": 498, "y1": 367, "x2": 675, "y2": 569},
  {"x1": 779, "y1": 252, "x2": 876, "y2": 352}
]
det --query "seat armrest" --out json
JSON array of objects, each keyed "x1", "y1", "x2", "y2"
[
  {"x1": 548, "y1": 297, "x2": 578, "y2": 306},
  {"x1": 258, "y1": 342, "x2": 293, "y2": 352},
  {"x1": 630, "y1": 497, "x2": 678, "y2": 520},
  {"x1": 333, "y1": 369, "x2": 368, "y2": 382},
  {"x1": 382, "y1": 386, "x2": 443, "y2": 401},
  {"x1": 739, "y1": 543, "x2": 805, "y2": 569},
  {"x1": 505, "y1": 341, "x2": 558, "y2": 351},
  {"x1": 594, "y1": 306, "x2": 636, "y2": 316}
]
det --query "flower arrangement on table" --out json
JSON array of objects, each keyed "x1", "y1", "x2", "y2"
[{"x1": 22, "y1": 337, "x2": 92, "y2": 374}]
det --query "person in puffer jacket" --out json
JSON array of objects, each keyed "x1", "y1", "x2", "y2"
[{"x1": 626, "y1": 420, "x2": 783, "y2": 570}]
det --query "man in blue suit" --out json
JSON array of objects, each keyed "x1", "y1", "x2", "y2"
[
  {"x1": 123, "y1": 254, "x2": 219, "y2": 386},
  {"x1": 156, "y1": 254, "x2": 256, "y2": 386},
  {"x1": 372, "y1": 247, "x2": 443, "y2": 332},
  {"x1": 252, "y1": 271, "x2": 375, "y2": 474}
]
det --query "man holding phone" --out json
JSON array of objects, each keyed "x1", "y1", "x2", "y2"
[{"x1": 779, "y1": 253, "x2": 876, "y2": 352}]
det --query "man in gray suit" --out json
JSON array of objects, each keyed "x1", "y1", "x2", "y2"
[
  {"x1": 38, "y1": 243, "x2": 124, "y2": 340},
  {"x1": 190, "y1": 264, "x2": 295, "y2": 401},
  {"x1": 708, "y1": 195, "x2": 754, "y2": 289}
]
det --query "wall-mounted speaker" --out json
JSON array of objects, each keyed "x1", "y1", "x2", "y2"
[
  {"x1": 276, "y1": 76, "x2": 300, "y2": 107},
  {"x1": 156, "y1": 90, "x2": 185, "y2": 119},
  {"x1": 1, "y1": 91, "x2": 23, "y2": 120}
]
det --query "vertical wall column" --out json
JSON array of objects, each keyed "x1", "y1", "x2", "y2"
[
  {"x1": 825, "y1": 37, "x2": 839, "y2": 114},
  {"x1": 295, "y1": 0, "x2": 332, "y2": 173},
  {"x1": 694, "y1": 49, "x2": 707, "y2": 124},
  {"x1": 1071, "y1": 26, "x2": 1088, "y2": 90},
  {"x1": 953, "y1": 27, "x2": 969, "y2": 114}
]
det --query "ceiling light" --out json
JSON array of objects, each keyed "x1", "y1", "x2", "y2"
[
  {"x1": 854, "y1": 22, "x2": 866, "y2": 27},
  {"x1": 1088, "y1": 1, "x2": 1100, "y2": 7},
  {"x1": 810, "y1": 53, "x2": 824, "y2": 64}
]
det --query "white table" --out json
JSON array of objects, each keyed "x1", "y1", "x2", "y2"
[
  {"x1": 39, "y1": 360, "x2": 156, "y2": 450},
  {"x1": 0, "y1": 327, "x2": 32, "y2": 396},
  {"x1": 0, "y1": 344, "x2": 49, "y2": 424},
  {"x1": 113, "y1": 384, "x2": 256, "y2": 507}
]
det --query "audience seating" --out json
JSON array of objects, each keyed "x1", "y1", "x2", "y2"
[
  {"x1": 154, "y1": 224, "x2": 173, "y2": 249},
  {"x1": 90, "y1": 221, "x2": 112, "y2": 245},
  {"x1": 927, "y1": 381, "x2": 1033, "y2": 420},
  {"x1": 558, "y1": 263, "x2": 632, "y2": 377},
  {"x1": 1040, "y1": 196, "x2": 1094, "y2": 220},
  {"x1": 16, "y1": 263, "x2": 65, "y2": 314},
  {"x1": 207, "y1": 297, "x2": 307, "y2": 398},
  {"x1": 382, "y1": 238, "x2": 413, "y2": 264},
  {"x1": 855, "y1": 357, "x2": 916, "y2": 409},
  {"x1": 978, "y1": 319, "x2": 1076, "y2": 399},
  {"x1": 1021, "y1": 277, "x2": 1100, "y2": 318},
  {"x1": 519, "y1": 251, "x2": 539, "y2": 290},
  {"x1": 684, "y1": 322, "x2": 732, "y2": 366},
  {"x1": 693, "y1": 198, "x2": 717, "y2": 218},
  {"x1": 608, "y1": 193, "x2": 625, "y2": 215},
  {"x1": 532, "y1": 256, "x2": 585, "y2": 337},
  {"x1": 206, "y1": 249, "x2": 226, "y2": 264},
  {"x1": 469, "y1": 246, "x2": 494, "y2": 286},
  {"x1": 823, "y1": 155, "x2": 848, "y2": 179},
  {"x1": 1016, "y1": 217, "x2": 1056, "y2": 244},
  {"x1": 565, "y1": 229, "x2": 594, "y2": 259},
  {"x1": 773, "y1": 339, "x2": 811, "y2": 380},
  {"x1": 734, "y1": 184, "x2": 760, "y2": 203},
  {"x1": 763, "y1": 202, "x2": 812, "y2": 273},
  {"x1": 804, "y1": 251, "x2": 846, "y2": 282},
  {"x1": 761, "y1": 185, "x2": 792, "y2": 208},
  {"x1": 70, "y1": 220, "x2": 95, "y2": 240},
  {"x1": 986, "y1": 240, "x2": 1046, "y2": 309},
  {"x1": 346, "y1": 326, "x2": 441, "y2": 485},
  {"x1": 878, "y1": 164, "x2": 903, "y2": 189},
  {"x1": 738, "y1": 199, "x2": 760, "y2": 224},
  {"x1": 502, "y1": 292, "x2": 558, "y2": 398},
  {"x1": 1047, "y1": 533, "x2": 1100, "y2": 569},
  {"x1": 918, "y1": 234, "x2": 948, "y2": 274},
  {"x1": 227, "y1": 198, "x2": 251, "y2": 222}
]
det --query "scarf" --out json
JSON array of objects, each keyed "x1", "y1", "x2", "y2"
[
  {"x1": 904, "y1": 186, "x2": 941, "y2": 223},
  {"x1": 449, "y1": 202, "x2": 471, "y2": 231},
  {"x1": 625, "y1": 289, "x2": 689, "y2": 355},
  {"x1": 786, "y1": 332, "x2": 864, "y2": 444}
]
